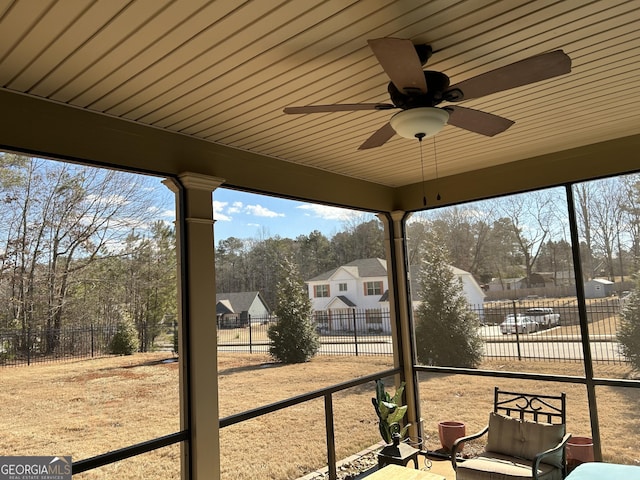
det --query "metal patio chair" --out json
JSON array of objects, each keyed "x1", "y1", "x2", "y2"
[{"x1": 451, "y1": 387, "x2": 572, "y2": 480}]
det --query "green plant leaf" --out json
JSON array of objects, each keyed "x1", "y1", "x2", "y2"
[
  {"x1": 375, "y1": 379, "x2": 386, "y2": 402},
  {"x1": 387, "y1": 404, "x2": 407, "y2": 425},
  {"x1": 379, "y1": 420, "x2": 391, "y2": 443},
  {"x1": 391, "y1": 382, "x2": 406, "y2": 405},
  {"x1": 378, "y1": 400, "x2": 394, "y2": 420}
]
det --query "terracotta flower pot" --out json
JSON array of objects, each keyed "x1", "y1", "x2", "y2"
[
  {"x1": 438, "y1": 421, "x2": 466, "y2": 452},
  {"x1": 566, "y1": 436, "x2": 594, "y2": 469}
]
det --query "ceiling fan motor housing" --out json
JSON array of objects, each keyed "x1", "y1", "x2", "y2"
[{"x1": 388, "y1": 70, "x2": 450, "y2": 108}]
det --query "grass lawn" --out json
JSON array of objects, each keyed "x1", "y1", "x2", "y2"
[{"x1": 1, "y1": 352, "x2": 638, "y2": 479}]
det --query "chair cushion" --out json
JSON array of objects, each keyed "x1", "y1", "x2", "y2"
[
  {"x1": 456, "y1": 451, "x2": 563, "y2": 480},
  {"x1": 485, "y1": 413, "x2": 565, "y2": 467}
]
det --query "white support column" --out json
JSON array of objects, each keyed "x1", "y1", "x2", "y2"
[
  {"x1": 164, "y1": 172, "x2": 225, "y2": 480},
  {"x1": 378, "y1": 211, "x2": 420, "y2": 438}
]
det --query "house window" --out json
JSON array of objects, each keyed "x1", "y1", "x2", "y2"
[
  {"x1": 314, "y1": 284, "x2": 330, "y2": 298},
  {"x1": 364, "y1": 281, "x2": 383, "y2": 296},
  {"x1": 338, "y1": 283, "x2": 347, "y2": 292}
]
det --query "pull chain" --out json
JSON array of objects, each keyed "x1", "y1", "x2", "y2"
[
  {"x1": 433, "y1": 136, "x2": 441, "y2": 201},
  {"x1": 417, "y1": 133, "x2": 426, "y2": 206}
]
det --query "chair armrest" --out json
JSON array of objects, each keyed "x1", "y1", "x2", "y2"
[
  {"x1": 451, "y1": 425, "x2": 489, "y2": 471},
  {"x1": 531, "y1": 433, "x2": 572, "y2": 480}
]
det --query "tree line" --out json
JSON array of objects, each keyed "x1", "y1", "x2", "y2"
[
  {"x1": 2, "y1": 153, "x2": 639, "y2": 356},
  {"x1": 408, "y1": 177, "x2": 640, "y2": 290},
  {"x1": 218, "y1": 173, "x2": 640, "y2": 310},
  {"x1": 0, "y1": 154, "x2": 175, "y2": 354},
  {"x1": 215, "y1": 218, "x2": 385, "y2": 308}
]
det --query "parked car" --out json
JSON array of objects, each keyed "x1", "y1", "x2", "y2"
[
  {"x1": 524, "y1": 307, "x2": 560, "y2": 328},
  {"x1": 500, "y1": 314, "x2": 539, "y2": 334}
]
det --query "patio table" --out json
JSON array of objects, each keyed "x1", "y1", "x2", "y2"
[{"x1": 364, "y1": 464, "x2": 446, "y2": 480}]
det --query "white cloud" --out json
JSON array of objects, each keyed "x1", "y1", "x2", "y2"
[
  {"x1": 245, "y1": 204, "x2": 285, "y2": 218},
  {"x1": 214, "y1": 200, "x2": 284, "y2": 221},
  {"x1": 159, "y1": 209, "x2": 176, "y2": 219},
  {"x1": 147, "y1": 206, "x2": 175, "y2": 219},
  {"x1": 296, "y1": 204, "x2": 361, "y2": 221},
  {"x1": 228, "y1": 201, "x2": 243, "y2": 214},
  {"x1": 213, "y1": 200, "x2": 232, "y2": 222}
]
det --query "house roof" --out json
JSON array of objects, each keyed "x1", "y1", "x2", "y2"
[
  {"x1": 309, "y1": 258, "x2": 483, "y2": 302},
  {"x1": 407, "y1": 265, "x2": 484, "y2": 302},
  {"x1": 215, "y1": 292, "x2": 270, "y2": 314},
  {"x1": 1, "y1": 2, "x2": 639, "y2": 213},
  {"x1": 307, "y1": 258, "x2": 388, "y2": 282},
  {"x1": 327, "y1": 296, "x2": 357, "y2": 309},
  {"x1": 216, "y1": 299, "x2": 234, "y2": 316},
  {"x1": 587, "y1": 278, "x2": 614, "y2": 285}
]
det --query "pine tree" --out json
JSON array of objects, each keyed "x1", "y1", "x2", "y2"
[
  {"x1": 268, "y1": 257, "x2": 319, "y2": 363},
  {"x1": 617, "y1": 277, "x2": 640, "y2": 369},
  {"x1": 109, "y1": 314, "x2": 140, "y2": 355},
  {"x1": 414, "y1": 234, "x2": 483, "y2": 368}
]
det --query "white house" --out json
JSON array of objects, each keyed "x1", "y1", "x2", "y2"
[
  {"x1": 307, "y1": 258, "x2": 388, "y2": 311},
  {"x1": 305, "y1": 258, "x2": 485, "y2": 333},
  {"x1": 403, "y1": 265, "x2": 486, "y2": 316}
]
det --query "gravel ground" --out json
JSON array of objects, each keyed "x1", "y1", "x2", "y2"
[{"x1": 308, "y1": 446, "x2": 486, "y2": 479}]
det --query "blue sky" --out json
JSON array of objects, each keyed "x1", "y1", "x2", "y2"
[
  {"x1": 211, "y1": 188, "x2": 376, "y2": 242},
  {"x1": 10, "y1": 159, "x2": 376, "y2": 246}
]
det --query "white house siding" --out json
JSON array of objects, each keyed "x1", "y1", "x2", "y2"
[
  {"x1": 306, "y1": 258, "x2": 484, "y2": 332},
  {"x1": 451, "y1": 267, "x2": 486, "y2": 307},
  {"x1": 246, "y1": 297, "x2": 270, "y2": 321}
]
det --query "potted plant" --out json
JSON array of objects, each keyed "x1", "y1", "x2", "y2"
[
  {"x1": 371, "y1": 379, "x2": 410, "y2": 444},
  {"x1": 372, "y1": 379, "x2": 421, "y2": 468}
]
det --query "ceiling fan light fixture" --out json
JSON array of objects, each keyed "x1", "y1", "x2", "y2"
[{"x1": 389, "y1": 107, "x2": 449, "y2": 139}]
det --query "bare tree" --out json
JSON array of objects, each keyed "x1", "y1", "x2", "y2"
[
  {"x1": 408, "y1": 205, "x2": 493, "y2": 281},
  {"x1": 620, "y1": 175, "x2": 640, "y2": 275},
  {"x1": 581, "y1": 178, "x2": 626, "y2": 281},
  {"x1": 0, "y1": 154, "x2": 160, "y2": 352},
  {"x1": 574, "y1": 183, "x2": 597, "y2": 279},
  {"x1": 491, "y1": 190, "x2": 561, "y2": 288}
]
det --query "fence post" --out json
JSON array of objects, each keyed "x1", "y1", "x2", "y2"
[
  {"x1": 324, "y1": 393, "x2": 337, "y2": 480},
  {"x1": 27, "y1": 327, "x2": 31, "y2": 366},
  {"x1": 512, "y1": 300, "x2": 522, "y2": 361},
  {"x1": 352, "y1": 310, "x2": 359, "y2": 357},
  {"x1": 249, "y1": 316, "x2": 253, "y2": 354},
  {"x1": 173, "y1": 320, "x2": 178, "y2": 355},
  {"x1": 91, "y1": 323, "x2": 95, "y2": 357}
]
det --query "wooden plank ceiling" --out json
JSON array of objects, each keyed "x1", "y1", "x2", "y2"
[{"x1": 1, "y1": 0, "x2": 639, "y2": 188}]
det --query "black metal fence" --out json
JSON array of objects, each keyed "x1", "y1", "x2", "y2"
[
  {"x1": 0, "y1": 325, "x2": 117, "y2": 367},
  {"x1": 479, "y1": 298, "x2": 626, "y2": 363},
  {"x1": 3, "y1": 297, "x2": 630, "y2": 367},
  {"x1": 216, "y1": 311, "x2": 394, "y2": 356},
  {"x1": 218, "y1": 298, "x2": 629, "y2": 364}
]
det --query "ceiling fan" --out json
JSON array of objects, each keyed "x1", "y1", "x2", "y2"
[{"x1": 283, "y1": 38, "x2": 571, "y2": 150}]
